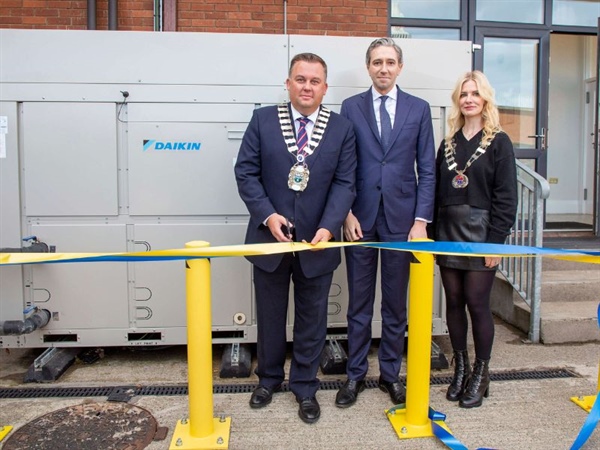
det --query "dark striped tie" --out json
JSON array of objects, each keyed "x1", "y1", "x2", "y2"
[
  {"x1": 380, "y1": 95, "x2": 392, "y2": 149},
  {"x1": 297, "y1": 117, "x2": 310, "y2": 153}
]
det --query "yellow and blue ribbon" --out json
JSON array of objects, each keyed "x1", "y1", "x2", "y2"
[
  {"x1": 1, "y1": 241, "x2": 598, "y2": 265},
  {"x1": 569, "y1": 303, "x2": 600, "y2": 450},
  {"x1": 1, "y1": 239, "x2": 599, "y2": 450}
]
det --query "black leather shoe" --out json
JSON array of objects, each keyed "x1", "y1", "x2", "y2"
[
  {"x1": 297, "y1": 397, "x2": 320, "y2": 424},
  {"x1": 249, "y1": 385, "x2": 281, "y2": 409},
  {"x1": 335, "y1": 379, "x2": 365, "y2": 408},
  {"x1": 378, "y1": 377, "x2": 406, "y2": 404}
]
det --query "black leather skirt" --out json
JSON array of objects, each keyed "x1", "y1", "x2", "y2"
[{"x1": 435, "y1": 204, "x2": 495, "y2": 271}]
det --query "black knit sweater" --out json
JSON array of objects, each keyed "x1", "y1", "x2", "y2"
[{"x1": 434, "y1": 130, "x2": 518, "y2": 244}]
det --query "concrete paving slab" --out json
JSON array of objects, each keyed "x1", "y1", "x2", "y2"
[
  {"x1": 541, "y1": 270, "x2": 600, "y2": 303},
  {"x1": 1, "y1": 318, "x2": 599, "y2": 450}
]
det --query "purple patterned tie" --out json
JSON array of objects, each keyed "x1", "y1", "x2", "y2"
[{"x1": 296, "y1": 117, "x2": 310, "y2": 154}]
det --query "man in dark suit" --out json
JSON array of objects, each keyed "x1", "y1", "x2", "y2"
[
  {"x1": 234, "y1": 53, "x2": 356, "y2": 424},
  {"x1": 335, "y1": 38, "x2": 436, "y2": 408}
]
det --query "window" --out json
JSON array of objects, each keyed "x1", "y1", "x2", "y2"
[
  {"x1": 476, "y1": 0, "x2": 544, "y2": 24},
  {"x1": 391, "y1": 26, "x2": 460, "y2": 40},
  {"x1": 553, "y1": 0, "x2": 600, "y2": 27},
  {"x1": 390, "y1": 0, "x2": 460, "y2": 20},
  {"x1": 483, "y1": 37, "x2": 539, "y2": 148}
]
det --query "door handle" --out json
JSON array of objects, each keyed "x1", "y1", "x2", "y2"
[{"x1": 527, "y1": 127, "x2": 547, "y2": 151}]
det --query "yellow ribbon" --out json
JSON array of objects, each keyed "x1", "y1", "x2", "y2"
[{"x1": 1, "y1": 241, "x2": 598, "y2": 265}]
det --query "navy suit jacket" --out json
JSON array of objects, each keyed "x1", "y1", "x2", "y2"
[
  {"x1": 340, "y1": 87, "x2": 435, "y2": 234},
  {"x1": 234, "y1": 103, "x2": 357, "y2": 278}
]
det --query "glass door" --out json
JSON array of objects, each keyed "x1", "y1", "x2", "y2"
[
  {"x1": 595, "y1": 18, "x2": 600, "y2": 235},
  {"x1": 474, "y1": 28, "x2": 550, "y2": 177}
]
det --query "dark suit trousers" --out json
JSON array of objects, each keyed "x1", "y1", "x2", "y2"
[
  {"x1": 345, "y1": 202, "x2": 410, "y2": 382},
  {"x1": 253, "y1": 252, "x2": 332, "y2": 399}
]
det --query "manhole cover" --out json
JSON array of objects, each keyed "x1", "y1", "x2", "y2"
[{"x1": 3, "y1": 402, "x2": 158, "y2": 450}]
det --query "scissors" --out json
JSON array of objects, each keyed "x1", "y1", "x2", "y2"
[{"x1": 284, "y1": 218, "x2": 294, "y2": 240}]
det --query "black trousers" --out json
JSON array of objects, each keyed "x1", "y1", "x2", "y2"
[{"x1": 253, "y1": 252, "x2": 333, "y2": 399}]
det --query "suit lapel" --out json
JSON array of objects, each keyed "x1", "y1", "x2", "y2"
[
  {"x1": 285, "y1": 102, "x2": 299, "y2": 164},
  {"x1": 358, "y1": 89, "x2": 381, "y2": 145}
]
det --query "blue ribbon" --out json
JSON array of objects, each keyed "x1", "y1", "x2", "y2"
[
  {"x1": 429, "y1": 407, "x2": 500, "y2": 450},
  {"x1": 428, "y1": 407, "x2": 468, "y2": 450},
  {"x1": 569, "y1": 303, "x2": 600, "y2": 450},
  {"x1": 570, "y1": 396, "x2": 600, "y2": 450},
  {"x1": 2, "y1": 240, "x2": 598, "y2": 265}
]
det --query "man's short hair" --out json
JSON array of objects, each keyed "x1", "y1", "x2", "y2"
[
  {"x1": 365, "y1": 37, "x2": 403, "y2": 65},
  {"x1": 289, "y1": 53, "x2": 328, "y2": 80}
]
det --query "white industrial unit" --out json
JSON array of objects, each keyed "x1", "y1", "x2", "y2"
[{"x1": 0, "y1": 29, "x2": 472, "y2": 349}]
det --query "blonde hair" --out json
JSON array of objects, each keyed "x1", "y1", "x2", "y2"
[{"x1": 444, "y1": 70, "x2": 502, "y2": 154}]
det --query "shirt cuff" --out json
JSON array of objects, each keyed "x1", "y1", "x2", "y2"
[{"x1": 263, "y1": 213, "x2": 275, "y2": 227}]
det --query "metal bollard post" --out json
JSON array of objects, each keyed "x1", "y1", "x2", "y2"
[
  {"x1": 386, "y1": 240, "x2": 452, "y2": 440},
  {"x1": 169, "y1": 241, "x2": 230, "y2": 449},
  {"x1": 405, "y1": 246, "x2": 434, "y2": 429}
]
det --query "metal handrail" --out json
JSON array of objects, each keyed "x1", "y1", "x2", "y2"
[{"x1": 499, "y1": 160, "x2": 550, "y2": 343}]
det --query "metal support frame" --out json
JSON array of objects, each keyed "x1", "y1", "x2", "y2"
[{"x1": 500, "y1": 160, "x2": 550, "y2": 343}]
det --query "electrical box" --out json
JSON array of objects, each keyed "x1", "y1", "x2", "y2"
[{"x1": 0, "y1": 30, "x2": 472, "y2": 348}]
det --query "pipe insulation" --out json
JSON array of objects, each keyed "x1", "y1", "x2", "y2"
[
  {"x1": 1, "y1": 309, "x2": 52, "y2": 336},
  {"x1": 0, "y1": 242, "x2": 52, "y2": 253}
]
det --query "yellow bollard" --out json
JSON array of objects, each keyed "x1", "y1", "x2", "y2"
[
  {"x1": 570, "y1": 304, "x2": 600, "y2": 413},
  {"x1": 386, "y1": 240, "x2": 452, "y2": 439},
  {"x1": 169, "y1": 241, "x2": 231, "y2": 449},
  {"x1": 571, "y1": 361, "x2": 600, "y2": 413},
  {"x1": 0, "y1": 425, "x2": 13, "y2": 442}
]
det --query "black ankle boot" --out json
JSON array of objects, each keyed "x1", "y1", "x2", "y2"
[
  {"x1": 446, "y1": 350, "x2": 470, "y2": 401},
  {"x1": 459, "y1": 358, "x2": 490, "y2": 408}
]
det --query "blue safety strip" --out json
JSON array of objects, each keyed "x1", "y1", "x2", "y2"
[
  {"x1": 570, "y1": 303, "x2": 600, "y2": 450},
  {"x1": 570, "y1": 395, "x2": 600, "y2": 450}
]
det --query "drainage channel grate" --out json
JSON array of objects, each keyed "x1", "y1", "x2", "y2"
[
  {"x1": 0, "y1": 386, "x2": 113, "y2": 398},
  {"x1": 0, "y1": 368, "x2": 578, "y2": 400},
  {"x1": 431, "y1": 368, "x2": 579, "y2": 386}
]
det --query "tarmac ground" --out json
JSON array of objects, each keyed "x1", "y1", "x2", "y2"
[{"x1": 0, "y1": 316, "x2": 599, "y2": 450}]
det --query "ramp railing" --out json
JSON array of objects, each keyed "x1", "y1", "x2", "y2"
[{"x1": 499, "y1": 160, "x2": 550, "y2": 343}]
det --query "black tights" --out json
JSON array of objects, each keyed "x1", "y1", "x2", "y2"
[{"x1": 440, "y1": 267, "x2": 496, "y2": 360}]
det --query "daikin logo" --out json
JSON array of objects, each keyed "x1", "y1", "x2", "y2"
[{"x1": 143, "y1": 140, "x2": 202, "y2": 152}]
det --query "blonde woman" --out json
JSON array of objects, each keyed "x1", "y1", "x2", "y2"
[{"x1": 433, "y1": 71, "x2": 517, "y2": 408}]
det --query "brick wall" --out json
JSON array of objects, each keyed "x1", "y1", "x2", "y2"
[
  {"x1": 177, "y1": 0, "x2": 388, "y2": 36},
  {"x1": 0, "y1": 0, "x2": 388, "y2": 36},
  {"x1": 0, "y1": 0, "x2": 153, "y2": 30}
]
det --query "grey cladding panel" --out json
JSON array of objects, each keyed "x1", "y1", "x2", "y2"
[
  {"x1": 29, "y1": 224, "x2": 129, "y2": 330},
  {"x1": 132, "y1": 223, "x2": 251, "y2": 329},
  {"x1": 0, "y1": 266, "x2": 25, "y2": 320},
  {"x1": 0, "y1": 102, "x2": 21, "y2": 246},
  {"x1": 0, "y1": 30, "x2": 289, "y2": 87},
  {"x1": 128, "y1": 111, "x2": 247, "y2": 216},
  {"x1": 23, "y1": 103, "x2": 118, "y2": 216},
  {"x1": 127, "y1": 102, "x2": 258, "y2": 123}
]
